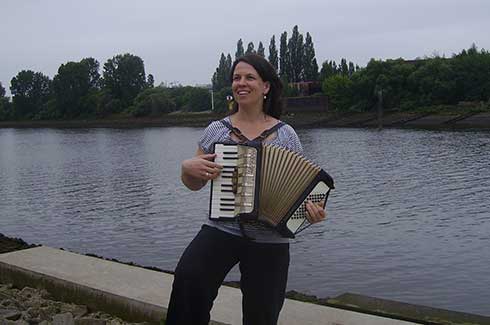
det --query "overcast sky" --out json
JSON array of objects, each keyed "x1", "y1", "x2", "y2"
[{"x1": 1, "y1": 0, "x2": 489, "y2": 92}]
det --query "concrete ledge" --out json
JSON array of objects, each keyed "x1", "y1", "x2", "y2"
[
  {"x1": 0, "y1": 246, "x2": 422, "y2": 325},
  {"x1": 0, "y1": 247, "x2": 169, "y2": 324}
]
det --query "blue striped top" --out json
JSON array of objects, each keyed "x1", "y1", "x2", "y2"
[{"x1": 198, "y1": 116, "x2": 303, "y2": 243}]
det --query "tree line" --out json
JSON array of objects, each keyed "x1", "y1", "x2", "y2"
[
  {"x1": 0, "y1": 53, "x2": 212, "y2": 121},
  {"x1": 322, "y1": 44, "x2": 490, "y2": 112},
  {"x1": 212, "y1": 25, "x2": 320, "y2": 92},
  {"x1": 1, "y1": 32, "x2": 488, "y2": 121}
]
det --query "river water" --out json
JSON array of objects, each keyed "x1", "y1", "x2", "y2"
[{"x1": 1, "y1": 126, "x2": 489, "y2": 316}]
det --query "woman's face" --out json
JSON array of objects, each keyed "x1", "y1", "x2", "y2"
[{"x1": 232, "y1": 62, "x2": 270, "y2": 108}]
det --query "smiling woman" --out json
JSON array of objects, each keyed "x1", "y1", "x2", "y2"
[{"x1": 166, "y1": 54, "x2": 328, "y2": 325}]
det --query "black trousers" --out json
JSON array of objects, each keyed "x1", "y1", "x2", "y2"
[{"x1": 166, "y1": 225, "x2": 290, "y2": 325}]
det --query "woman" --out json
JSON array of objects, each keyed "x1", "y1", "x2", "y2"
[{"x1": 166, "y1": 54, "x2": 326, "y2": 325}]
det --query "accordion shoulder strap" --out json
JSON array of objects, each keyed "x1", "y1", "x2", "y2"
[{"x1": 220, "y1": 119, "x2": 285, "y2": 143}]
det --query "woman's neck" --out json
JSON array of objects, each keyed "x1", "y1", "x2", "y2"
[{"x1": 233, "y1": 105, "x2": 267, "y2": 123}]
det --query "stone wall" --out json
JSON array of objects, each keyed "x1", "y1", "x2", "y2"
[{"x1": 284, "y1": 96, "x2": 328, "y2": 113}]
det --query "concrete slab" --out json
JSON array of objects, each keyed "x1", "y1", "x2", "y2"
[
  {"x1": 403, "y1": 114, "x2": 460, "y2": 127},
  {"x1": 0, "y1": 246, "x2": 419, "y2": 325},
  {"x1": 453, "y1": 112, "x2": 490, "y2": 128}
]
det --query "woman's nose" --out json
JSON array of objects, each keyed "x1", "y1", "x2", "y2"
[{"x1": 236, "y1": 77, "x2": 246, "y2": 85}]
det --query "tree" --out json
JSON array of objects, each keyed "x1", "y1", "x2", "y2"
[
  {"x1": 322, "y1": 74, "x2": 354, "y2": 111},
  {"x1": 257, "y1": 42, "x2": 265, "y2": 57},
  {"x1": 212, "y1": 53, "x2": 231, "y2": 91},
  {"x1": 245, "y1": 42, "x2": 255, "y2": 55},
  {"x1": 348, "y1": 62, "x2": 356, "y2": 77},
  {"x1": 279, "y1": 31, "x2": 290, "y2": 80},
  {"x1": 80, "y1": 57, "x2": 101, "y2": 89},
  {"x1": 225, "y1": 54, "x2": 232, "y2": 79},
  {"x1": 182, "y1": 87, "x2": 212, "y2": 112},
  {"x1": 10, "y1": 70, "x2": 52, "y2": 119},
  {"x1": 0, "y1": 82, "x2": 11, "y2": 121},
  {"x1": 268, "y1": 35, "x2": 278, "y2": 71},
  {"x1": 340, "y1": 58, "x2": 349, "y2": 76},
  {"x1": 0, "y1": 82, "x2": 5, "y2": 98},
  {"x1": 235, "y1": 39, "x2": 244, "y2": 59},
  {"x1": 288, "y1": 25, "x2": 305, "y2": 82},
  {"x1": 319, "y1": 60, "x2": 336, "y2": 82},
  {"x1": 52, "y1": 58, "x2": 101, "y2": 118},
  {"x1": 128, "y1": 87, "x2": 176, "y2": 116},
  {"x1": 102, "y1": 53, "x2": 147, "y2": 110},
  {"x1": 147, "y1": 74, "x2": 155, "y2": 88},
  {"x1": 303, "y1": 32, "x2": 319, "y2": 81}
]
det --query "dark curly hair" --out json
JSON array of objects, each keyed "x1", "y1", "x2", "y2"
[{"x1": 229, "y1": 54, "x2": 284, "y2": 119}]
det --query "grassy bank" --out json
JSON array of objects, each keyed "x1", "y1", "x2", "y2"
[{"x1": 1, "y1": 103, "x2": 489, "y2": 130}]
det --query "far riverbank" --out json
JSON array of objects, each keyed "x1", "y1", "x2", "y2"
[{"x1": 1, "y1": 106, "x2": 490, "y2": 130}]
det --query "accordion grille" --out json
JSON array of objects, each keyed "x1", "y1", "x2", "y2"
[{"x1": 258, "y1": 145, "x2": 320, "y2": 226}]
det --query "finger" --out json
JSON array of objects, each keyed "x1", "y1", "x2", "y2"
[
  {"x1": 201, "y1": 170, "x2": 213, "y2": 180},
  {"x1": 200, "y1": 153, "x2": 217, "y2": 161},
  {"x1": 306, "y1": 201, "x2": 325, "y2": 223},
  {"x1": 202, "y1": 159, "x2": 223, "y2": 169},
  {"x1": 204, "y1": 166, "x2": 222, "y2": 175}
]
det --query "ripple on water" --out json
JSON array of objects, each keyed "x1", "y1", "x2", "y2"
[{"x1": 1, "y1": 127, "x2": 490, "y2": 316}]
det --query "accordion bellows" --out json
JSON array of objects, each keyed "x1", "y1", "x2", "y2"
[{"x1": 210, "y1": 142, "x2": 334, "y2": 238}]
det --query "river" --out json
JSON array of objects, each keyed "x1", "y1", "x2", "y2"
[{"x1": 0, "y1": 126, "x2": 489, "y2": 316}]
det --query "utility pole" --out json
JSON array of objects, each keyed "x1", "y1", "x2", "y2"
[{"x1": 210, "y1": 89, "x2": 214, "y2": 111}]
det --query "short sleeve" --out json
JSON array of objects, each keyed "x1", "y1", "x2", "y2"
[
  {"x1": 198, "y1": 120, "x2": 227, "y2": 154},
  {"x1": 282, "y1": 124, "x2": 303, "y2": 155}
]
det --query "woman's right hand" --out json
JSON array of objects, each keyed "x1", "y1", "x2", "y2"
[{"x1": 182, "y1": 153, "x2": 223, "y2": 181}]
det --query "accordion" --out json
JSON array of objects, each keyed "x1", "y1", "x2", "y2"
[{"x1": 209, "y1": 142, "x2": 335, "y2": 238}]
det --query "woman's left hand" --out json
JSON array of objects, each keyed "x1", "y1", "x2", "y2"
[{"x1": 305, "y1": 200, "x2": 327, "y2": 224}]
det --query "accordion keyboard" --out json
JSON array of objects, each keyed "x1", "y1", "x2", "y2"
[{"x1": 210, "y1": 144, "x2": 239, "y2": 219}]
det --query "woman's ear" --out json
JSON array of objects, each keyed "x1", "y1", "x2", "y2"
[{"x1": 263, "y1": 81, "x2": 271, "y2": 96}]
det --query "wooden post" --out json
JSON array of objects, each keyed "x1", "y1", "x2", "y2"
[{"x1": 377, "y1": 89, "x2": 383, "y2": 130}]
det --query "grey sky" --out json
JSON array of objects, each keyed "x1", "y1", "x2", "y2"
[{"x1": 1, "y1": 0, "x2": 489, "y2": 91}]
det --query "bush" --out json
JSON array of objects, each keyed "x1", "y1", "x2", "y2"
[
  {"x1": 128, "y1": 87, "x2": 176, "y2": 117},
  {"x1": 322, "y1": 75, "x2": 353, "y2": 111},
  {"x1": 182, "y1": 87, "x2": 211, "y2": 112}
]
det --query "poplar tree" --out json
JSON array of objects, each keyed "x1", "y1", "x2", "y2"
[
  {"x1": 225, "y1": 54, "x2": 232, "y2": 80},
  {"x1": 147, "y1": 74, "x2": 154, "y2": 88},
  {"x1": 212, "y1": 53, "x2": 230, "y2": 91},
  {"x1": 288, "y1": 25, "x2": 305, "y2": 82},
  {"x1": 340, "y1": 58, "x2": 349, "y2": 76},
  {"x1": 348, "y1": 62, "x2": 355, "y2": 77},
  {"x1": 319, "y1": 60, "x2": 336, "y2": 81},
  {"x1": 212, "y1": 53, "x2": 233, "y2": 91},
  {"x1": 235, "y1": 39, "x2": 244, "y2": 59},
  {"x1": 268, "y1": 35, "x2": 278, "y2": 71},
  {"x1": 303, "y1": 32, "x2": 319, "y2": 81},
  {"x1": 257, "y1": 42, "x2": 265, "y2": 57},
  {"x1": 245, "y1": 42, "x2": 255, "y2": 55},
  {"x1": 279, "y1": 31, "x2": 290, "y2": 80}
]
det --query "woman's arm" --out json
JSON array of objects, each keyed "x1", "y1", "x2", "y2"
[{"x1": 181, "y1": 147, "x2": 222, "y2": 191}]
